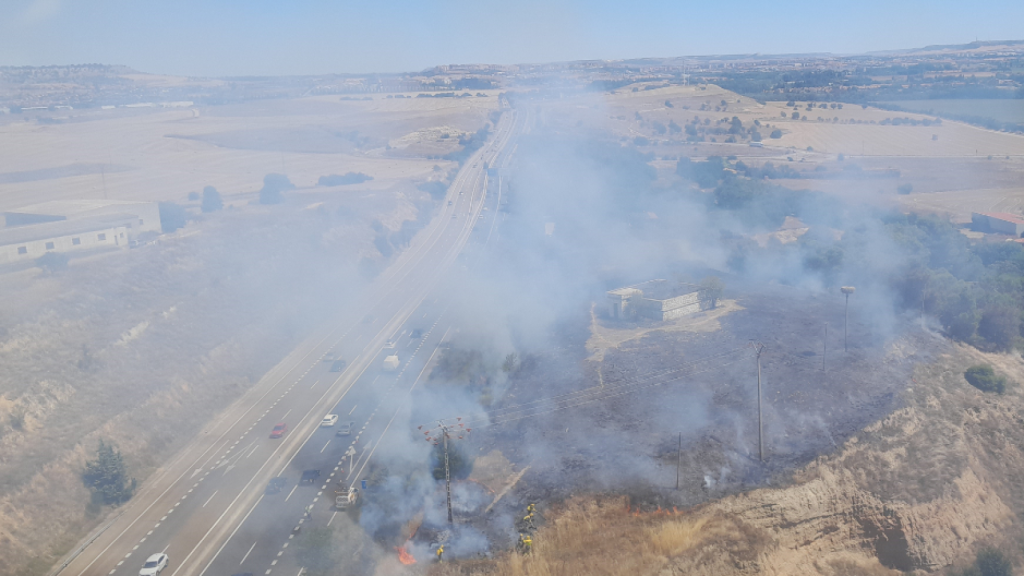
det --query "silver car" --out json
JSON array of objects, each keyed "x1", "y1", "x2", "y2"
[{"x1": 139, "y1": 553, "x2": 168, "y2": 576}]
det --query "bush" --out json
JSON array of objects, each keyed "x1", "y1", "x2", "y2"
[
  {"x1": 158, "y1": 202, "x2": 187, "y2": 232},
  {"x1": 201, "y1": 186, "x2": 223, "y2": 213},
  {"x1": 259, "y1": 173, "x2": 294, "y2": 204},
  {"x1": 82, "y1": 440, "x2": 136, "y2": 506},
  {"x1": 769, "y1": 129, "x2": 782, "y2": 139},
  {"x1": 964, "y1": 365, "x2": 1006, "y2": 394}
]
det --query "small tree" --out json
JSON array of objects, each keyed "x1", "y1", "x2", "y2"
[
  {"x1": 770, "y1": 129, "x2": 783, "y2": 139},
  {"x1": 158, "y1": 202, "x2": 186, "y2": 232},
  {"x1": 502, "y1": 352, "x2": 520, "y2": 374},
  {"x1": 700, "y1": 276, "x2": 725, "y2": 309},
  {"x1": 82, "y1": 440, "x2": 136, "y2": 506},
  {"x1": 259, "y1": 173, "x2": 294, "y2": 205},
  {"x1": 201, "y1": 186, "x2": 223, "y2": 213},
  {"x1": 964, "y1": 365, "x2": 1006, "y2": 394}
]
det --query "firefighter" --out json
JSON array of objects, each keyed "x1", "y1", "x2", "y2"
[
  {"x1": 516, "y1": 533, "x2": 533, "y2": 554},
  {"x1": 435, "y1": 544, "x2": 444, "y2": 563}
]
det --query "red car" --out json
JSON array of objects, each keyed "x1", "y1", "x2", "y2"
[{"x1": 270, "y1": 423, "x2": 288, "y2": 439}]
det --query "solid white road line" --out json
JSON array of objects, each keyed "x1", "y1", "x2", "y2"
[
  {"x1": 327, "y1": 511, "x2": 337, "y2": 527},
  {"x1": 284, "y1": 485, "x2": 297, "y2": 502},
  {"x1": 320, "y1": 440, "x2": 330, "y2": 454},
  {"x1": 240, "y1": 541, "x2": 257, "y2": 565},
  {"x1": 202, "y1": 491, "x2": 218, "y2": 508},
  {"x1": 347, "y1": 405, "x2": 357, "y2": 415}
]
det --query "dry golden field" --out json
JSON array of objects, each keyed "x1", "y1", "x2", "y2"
[
  {"x1": 0, "y1": 93, "x2": 498, "y2": 212},
  {"x1": 532, "y1": 83, "x2": 1024, "y2": 221}
]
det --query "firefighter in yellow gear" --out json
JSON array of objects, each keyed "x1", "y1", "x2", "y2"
[
  {"x1": 435, "y1": 545, "x2": 444, "y2": 562},
  {"x1": 517, "y1": 533, "x2": 533, "y2": 554}
]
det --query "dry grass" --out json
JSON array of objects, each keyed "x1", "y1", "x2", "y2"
[{"x1": 432, "y1": 497, "x2": 723, "y2": 576}]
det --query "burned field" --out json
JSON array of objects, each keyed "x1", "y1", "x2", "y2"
[{"x1": 355, "y1": 281, "x2": 946, "y2": 564}]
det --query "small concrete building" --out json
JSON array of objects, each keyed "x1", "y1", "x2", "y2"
[
  {"x1": 607, "y1": 279, "x2": 709, "y2": 321},
  {"x1": 971, "y1": 212, "x2": 1024, "y2": 237}
]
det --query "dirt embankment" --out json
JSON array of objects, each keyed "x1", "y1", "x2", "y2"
[{"x1": 434, "y1": 342, "x2": 1024, "y2": 576}]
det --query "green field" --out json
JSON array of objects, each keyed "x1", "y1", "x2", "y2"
[{"x1": 879, "y1": 99, "x2": 1024, "y2": 124}]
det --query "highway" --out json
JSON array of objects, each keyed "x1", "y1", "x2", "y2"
[{"x1": 55, "y1": 103, "x2": 524, "y2": 576}]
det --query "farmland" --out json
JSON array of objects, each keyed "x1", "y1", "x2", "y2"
[{"x1": 879, "y1": 99, "x2": 1024, "y2": 125}]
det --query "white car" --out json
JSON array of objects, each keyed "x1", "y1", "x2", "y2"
[
  {"x1": 321, "y1": 414, "x2": 339, "y2": 427},
  {"x1": 139, "y1": 553, "x2": 168, "y2": 576}
]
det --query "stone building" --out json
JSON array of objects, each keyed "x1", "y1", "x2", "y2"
[{"x1": 607, "y1": 279, "x2": 709, "y2": 321}]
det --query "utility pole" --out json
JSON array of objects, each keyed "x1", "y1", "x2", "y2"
[
  {"x1": 841, "y1": 286, "x2": 855, "y2": 353},
  {"x1": 822, "y1": 323, "x2": 828, "y2": 372},
  {"x1": 753, "y1": 343, "x2": 766, "y2": 462},
  {"x1": 675, "y1": 432, "x2": 682, "y2": 490},
  {"x1": 440, "y1": 422, "x2": 453, "y2": 523}
]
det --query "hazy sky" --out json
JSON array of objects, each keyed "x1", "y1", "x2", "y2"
[{"x1": 1, "y1": 0, "x2": 1021, "y2": 76}]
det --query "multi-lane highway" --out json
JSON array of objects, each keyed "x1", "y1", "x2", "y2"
[{"x1": 55, "y1": 104, "x2": 524, "y2": 576}]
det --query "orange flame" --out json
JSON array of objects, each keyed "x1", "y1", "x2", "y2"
[{"x1": 397, "y1": 545, "x2": 416, "y2": 565}]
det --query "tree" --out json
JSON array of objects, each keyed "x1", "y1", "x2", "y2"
[
  {"x1": 158, "y1": 202, "x2": 186, "y2": 232},
  {"x1": 700, "y1": 276, "x2": 725, "y2": 309},
  {"x1": 259, "y1": 173, "x2": 294, "y2": 205},
  {"x1": 82, "y1": 440, "x2": 136, "y2": 506},
  {"x1": 791, "y1": 111, "x2": 800, "y2": 119},
  {"x1": 974, "y1": 548, "x2": 1011, "y2": 576},
  {"x1": 502, "y1": 352, "x2": 520, "y2": 374},
  {"x1": 978, "y1": 305, "x2": 1019, "y2": 350},
  {"x1": 770, "y1": 129, "x2": 783, "y2": 139},
  {"x1": 964, "y1": 365, "x2": 1006, "y2": 394},
  {"x1": 201, "y1": 186, "x2": 223, "y2": 213}
]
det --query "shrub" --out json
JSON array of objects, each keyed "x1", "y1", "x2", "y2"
[
  {"x1": 158, "y1": 202, "x2": 187, "y2": 232},
  {"x1": 82, "y1": 440, "x2": 136, "y2": 506},
  {"x1": 201, "y1": 186, "x2": 223, "y2": 213},
  {"x1": 259, "y1": 173, "x2": 294, "y2": 204},
  {"x1": 964, "y1": 365, "x2": 1006, "y2": 394},
  {"x1": 769, "y1": 129, "x2": 782, "y2": 139}
]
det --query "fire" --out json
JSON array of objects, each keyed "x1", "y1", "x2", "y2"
[{"x1": 396, "y1": 545, "x2": 416, "y2": 565}]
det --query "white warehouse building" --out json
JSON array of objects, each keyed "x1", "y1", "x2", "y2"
[{"x1": 0, "y1": 200, "x2": 160, "y2": 266}]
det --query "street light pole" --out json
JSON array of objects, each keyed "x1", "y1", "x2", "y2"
[
  {"x1": 753, "y1": 342, "x2": 766, "y2": 462},
  {"x1": 841, "y1": 286, "x2": 856, "y2": 353}
]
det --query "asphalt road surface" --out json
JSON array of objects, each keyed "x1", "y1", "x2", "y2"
[{"x1": 55, "y1": 107, "x2": 524, "y2": 576}]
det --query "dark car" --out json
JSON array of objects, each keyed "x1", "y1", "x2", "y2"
[
  {"x1": 270, "y1": 423, "x2": 288, "y2": 439},
  {"x1": 335, "y1": 421, "x2": 355, "y2": 436},
  {"x1": 329, "y1": 359, "x2": 347, "y2": 372},
  {"x1": 410, "y1": 329, "x2": 423, "y2": 338},
  {"x1": 300, "y1": 469, "x2": 321, "y2": 484},
  {"x1": 265, "y1": 477, "x2": 288, "y2": 495}
]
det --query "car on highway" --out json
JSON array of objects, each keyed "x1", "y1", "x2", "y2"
[
  {"x1": 410, "y1": 329, "x2": 423, "y2": 338},
  {"x1": 269, "y1": 423, "x2": 288, "y2": 438},
  {"x1": 322, "y1": 352, "x2": 336, "y2": 363},
  {"x1": 329, "y1": 359, "x2": 347, "y2": 372},
  {"x1": 138, "y1": 553, "x2": 168, "y2": 576},
  {"x1": 335, "y1": 421, "x2": 354, "y2": 436},
  {"x1": 321, "y1": 414, "x2": 339, "y2": 427},
  {"x1": 265, "y1": 477, "x2": 288, "y2": 495},
  {"x1": 300, "y1": 469, "x2": 321, "y2": 484}
]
